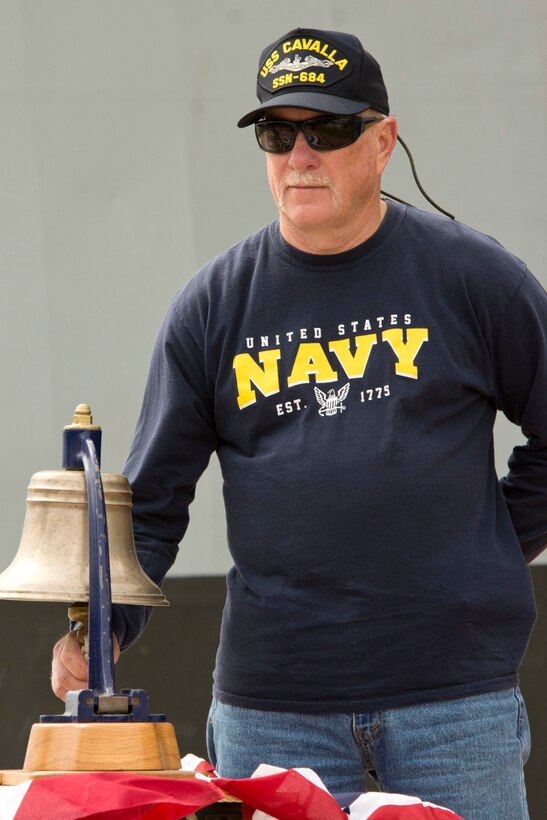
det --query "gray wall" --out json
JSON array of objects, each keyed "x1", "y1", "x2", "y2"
[
  {"x1": 0, "y1": 0, "x2": 546, "y2": 808},
  {"x1": 1, "y1": 0, "x2": 546, "y2": 576}
]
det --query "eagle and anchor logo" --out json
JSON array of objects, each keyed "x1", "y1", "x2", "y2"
[{"x1": 314, "y1": 383, "x2": 350, "y2": 416}]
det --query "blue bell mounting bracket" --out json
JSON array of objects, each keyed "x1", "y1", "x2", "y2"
[{"x1": 40, "y1": 405, "x2": 166, "y2": 724}]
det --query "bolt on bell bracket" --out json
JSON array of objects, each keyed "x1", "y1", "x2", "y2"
[{"x1": 41, "y1": 404, "x2": 166, "y2": 724}]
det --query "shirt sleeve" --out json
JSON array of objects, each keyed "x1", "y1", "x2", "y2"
[
  {"x1": 492, "y1": 268, "x2": 547, "y2": 562},
  {"x1": 112, "y1": 295, "x2": 218, "y2": 649}
]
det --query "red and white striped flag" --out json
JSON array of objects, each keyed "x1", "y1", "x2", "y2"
[
  {"x1": 337, "y1": 791, "x2": 462, "y2": 819},
  {"x1": 0, "y1": 764, "x2": 463, "y2": 819}
]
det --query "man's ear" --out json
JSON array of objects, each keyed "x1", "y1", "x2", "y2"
[{"x1": 376, "y1": 116, "x2": 398, "y2": 175}]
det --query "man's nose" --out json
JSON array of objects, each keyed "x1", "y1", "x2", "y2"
[{"x1": 288, "y1": 130, "x2": 320, "y2": 171}]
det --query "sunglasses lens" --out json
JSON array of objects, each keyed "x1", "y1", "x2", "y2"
[
  {"x1": 255, "y1": 116, "x2": 363, "y2": 153},
  {"x1": 255, "y1": 123, "x2": 295, "y2": 153},
  {"x1": 305, "y1": 117, "x2": 357, "y2": 149}
]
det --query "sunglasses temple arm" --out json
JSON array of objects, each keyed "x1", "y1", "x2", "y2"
[{"x1": 382, "y1": 135, "x2": 455, "y2": 220}]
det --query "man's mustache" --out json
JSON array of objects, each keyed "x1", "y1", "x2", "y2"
[
  {"x1": 277, "y1": 172, "x2": 335, "y2": 208},
  {"x1": 279, "y1": 172, "x2": 332, "y2": 192}
]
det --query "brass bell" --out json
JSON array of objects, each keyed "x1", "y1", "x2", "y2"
[
  {"x1": 0, "y1": 405, "x2": 179, "y2": 776},
  {"x1": 0, "y1": 468, "x2": 167, "y2": 606}
]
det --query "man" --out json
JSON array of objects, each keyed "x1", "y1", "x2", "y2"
[{"x1": 52, "y1": 28, "x2": 547, "y2": 819}]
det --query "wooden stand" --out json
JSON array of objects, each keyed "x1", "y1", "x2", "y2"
[{"x1": 23, "y1": 721, "x2": 181, "y2": 772}]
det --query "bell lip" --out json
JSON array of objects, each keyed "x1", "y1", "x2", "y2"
[{"x1": 0, "y1": 590, "x2": 169, "y2": 605}]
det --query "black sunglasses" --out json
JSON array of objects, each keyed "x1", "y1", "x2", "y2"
[{"x1": 255, "y1": 115, "x2": 383, "y2": 154}]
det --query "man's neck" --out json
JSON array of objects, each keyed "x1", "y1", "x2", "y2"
[{"x1": 279, "y1": 198, "x2": 387, "y2": 255}]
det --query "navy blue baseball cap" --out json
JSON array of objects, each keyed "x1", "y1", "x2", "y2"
[{"x1": 237, "y1": 27, "x2": 389, "y2": 127}]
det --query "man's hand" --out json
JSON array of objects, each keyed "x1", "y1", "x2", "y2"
[{"x1": 51, "y1": 630, "x2": 120, "y2": 702}]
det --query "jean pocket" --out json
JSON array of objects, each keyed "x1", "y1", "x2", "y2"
[
  {"x1": 206, "y1": 698, "x2": 218, "y2": 766},
  {"x1": 207, "y1": 696, "x2": 218, "y2": 728},
  {"x1": 515, "y1": 687, "x2": 531, "y2": 764}
]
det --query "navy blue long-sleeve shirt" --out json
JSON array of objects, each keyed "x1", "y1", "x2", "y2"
[{"x1": 115, "y1": 200, "x2": 547, "y2": 712}]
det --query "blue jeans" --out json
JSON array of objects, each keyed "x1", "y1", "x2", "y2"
[{"x1": 207, "y1": 687, "x2": 530, "y2": 820}]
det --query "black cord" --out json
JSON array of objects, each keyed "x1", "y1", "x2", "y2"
[{"x1": 382, "y1": 135, "x2": 455, "y2": 220}]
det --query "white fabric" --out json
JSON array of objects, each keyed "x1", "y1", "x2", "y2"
[
  {"x1": 0, "y1": 780, "x2": 32, "y2": 819},
  {"x1": 346, "y1": 791, "x2": 458, "y2": 817}
]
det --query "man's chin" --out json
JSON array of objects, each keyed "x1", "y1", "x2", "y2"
[{"x1": 280, "y1": 203, "x2": 336, "y2": 231}]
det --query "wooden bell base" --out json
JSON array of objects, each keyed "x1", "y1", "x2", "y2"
[{"x1": 22, "y1": 721, "x2": 181, "y2": 772}]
